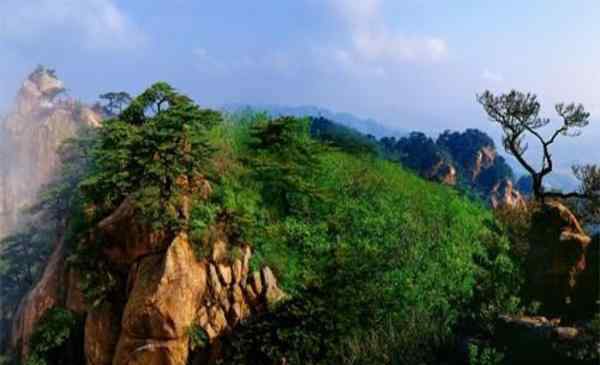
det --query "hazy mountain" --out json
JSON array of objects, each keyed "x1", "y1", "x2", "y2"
[{"x1": 222, "y1": 103, "x2": 406, "y2": 139}]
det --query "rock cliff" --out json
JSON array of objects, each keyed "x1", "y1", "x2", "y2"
[
  {"x1": 527, "y1": 201, "x2": 594, "y2": 318},
  {"x1": 490, "y1": 179, "x2": 527, "y2": 210},
  {"x1": 0, "y1": 67, "x2": 101, "y2": 239},
  {"x1": 10, "y1": 194, "x2": 284, "y2": 365}
]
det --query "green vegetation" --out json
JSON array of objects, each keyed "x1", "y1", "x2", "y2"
[
  {"x1": 80, "y1": 82, "x2": 220, "y2": 230},
  {"x1": 25, "y1": 308, "x2": 82, "y2": 365},
  {"x1": 203, "y1": 106, "x2": 524, "y2": 363},
  {"x1": 17, "y1": 83, "x2": 538, "y2": 364}
]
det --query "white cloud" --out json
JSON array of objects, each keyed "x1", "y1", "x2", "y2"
[
  {"x1": 353, "y1": 31, "x2": 448, "y2": 63},
  {"x1": 0, "y1": 0, "x2": 146, "y2": 50},
  {"x1": 328, "y1": 0, "x2": 448, "y2": 66},
  {"x1": 329, "y1": 0, "x2": 381, "y2": 28},
  {"x1": 482, "y1": 69, "x2": 503, "y2": 82}
]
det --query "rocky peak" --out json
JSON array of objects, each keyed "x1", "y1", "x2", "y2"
[
  {"x1": 15, "y1": 67, "x2": 65, "y2": 116},
  {"x1": 472, "y1": 145, "x2": 496, "y2": 181},
  {"x1": 0, "y1": 68, "x2": 101, "y2": 239},
  {"x1": 490, "y1": 179, "x2": 527, "y2": 210}
]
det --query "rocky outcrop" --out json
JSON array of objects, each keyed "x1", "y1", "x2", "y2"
[
  {"x1": 112, "y1": 233, "x2": 206, "y2": 365},
  {"x1": 0, "y1": 67, "x2": 101, "y2": 239},
  {"x1": 490, "y1": 179, "x2": 527, "y2": 210},
  {"x1": 426, "y1": 160, "x2": 457, "y2": 186},
  {"x1": 471, "y1": 146, "x2": 496, "y2": 181},
  {"x1": 10, "y1": 235, "x2": 66, "y2": 357},
  {"x1": 11, "y1": 199, "x2": 285, "y2": 365},
  {"x1": 109, "y1": 231, "x2": 284, "y2": 365},
  {"x1": 527, "y1": 201, "x2": 593, "y2": 317},
  {"x1": 495, "y1": 315, "x2": 599, "y2": 364},
  {"x1": 98, "y1": 197, "x2": 173, "y2": 266}
]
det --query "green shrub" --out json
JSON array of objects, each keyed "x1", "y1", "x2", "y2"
[
  {"x1": 188, "y1": 324, "x2": 209, "y2": 351},
  {"x1": 218, "y1": 286, "x2": 336, "y2": 365},
  {"x1": 468, "y1": 343, "x2": 505, "y2": 365},
  {"x1": 26, "y1": 308, "x2": 82, "y2": 365},
  {"x1": 80, "y1": 82, "x2": 220, "y2": 231}
]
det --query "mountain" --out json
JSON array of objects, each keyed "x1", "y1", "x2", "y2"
[
  {"x1": 0, "y1": 67, "x2": 101, "y2": 354},
  {"x1": 0, "y1": 66, "x2": 101, "y2": 239},
  {"x1": 222, "y1": 103, "x2": 406, "y2": 139},
  {"x1": 379, "y1": 128, "x2": 525, "y2": 207}
]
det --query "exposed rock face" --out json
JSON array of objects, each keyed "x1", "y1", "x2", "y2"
[
  {"x1": 10, "y1": 235, "x2": 66, "y2": 357},
  {"x1": 113, "y1": 233, "x2": 205, "y2": 365},
  {"x1": 11, "y1": 198, "x2": 285, "y2": 365},
  {"x1": 426, "y1": 160, "x2": 457, "y2": 186},
  {"x1": 0, "y1": 68, "x2": 101, "y2": 239},
  {"x1": 490, "y1": 179, "x2": 527, "y2": 209},
  {"x1": 98, "y1": 197, "x2": 173, "y2": 266},
  {"x1": 527, "y1": 201, "x2": 593, "y2": 317},
  {"x1": 471, "y1": 146, "x2": 496, "y2": 181},
  {"x1": 85, "y1": 303, "x2": 122, "y2": 365}
]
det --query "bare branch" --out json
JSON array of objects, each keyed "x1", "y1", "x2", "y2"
[{"x1": 477, "y1": 90, "x2": 592, "y2": 203}]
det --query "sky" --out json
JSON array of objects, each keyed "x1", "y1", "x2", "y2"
[{"x1": 1, "y1": 0, "x2": 599, "y2": 172}]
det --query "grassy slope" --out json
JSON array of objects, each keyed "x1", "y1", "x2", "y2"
[{"x1": 207, "y1": 114, "x2": 506, "y2": 363}]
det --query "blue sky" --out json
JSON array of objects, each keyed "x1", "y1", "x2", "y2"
[{"x1": 1, "y1": 0, "x2": 599, "y2": 170}]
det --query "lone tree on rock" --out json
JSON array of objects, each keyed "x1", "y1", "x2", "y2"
[
  {"x1": 477, "y1": 90, "x2": 600, "y2": 204},
  {"x1": 99, "y1": 91, "x2": 132, "y2": 116}
]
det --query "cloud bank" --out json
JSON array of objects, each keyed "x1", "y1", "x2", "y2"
[
  {"x1": 328, "y1": 0, "x2": 448, "y2": 65},
  {"x1": 0, "y1": 0, "x2": 146, "y2": 50}
]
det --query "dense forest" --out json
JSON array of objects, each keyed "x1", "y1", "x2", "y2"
[{"x1": 0, "y1": 74, "x2": 598, "y2": 365}]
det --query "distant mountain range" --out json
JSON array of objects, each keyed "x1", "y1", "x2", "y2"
[
  {"x1": 222, "y1": 103, "x2": 406, "y2": 139},
  {"x1": 222, "y1": 103, "x2": 580, "y2": 194}
]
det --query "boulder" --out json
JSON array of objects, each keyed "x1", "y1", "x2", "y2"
[
  {"x1": 527, "y1": 201, "x2": 592, "y2": 317},
  {"x1": 98, "y1": 197, "x2": 172, "y2": 266},
  {"x1": 113, "y1": 233, "x2": 206, "y2": 365}
]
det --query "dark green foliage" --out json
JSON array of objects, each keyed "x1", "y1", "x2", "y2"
[
  {"x1": 81, "y1": 82, "x2": 220, "y2": 230},
  {"x1": 0, "y1": 226, "x2": 54, "y2": 321},
  {"x1": 381, "y1": 131, "x2": 446, "y2": 172},
  {"x1": 219, "y1": 287, "x2": 337, "y2": 365},
  {"x1": 437, "y1": 129, "x2": 494, "y2": 170},
  {"x1": 244, "y1": 116, "x2": 324, "y2": 217},
  {"x1": 66, "y1": 237, "x2": 123, "y2": 308},
  {"x1": 98, "y1": 91, "x2": 132, "y2": 116},
  {"x1": 461, "y1": 219, "x2": 525, "y2": 337},
  {"x1": 26, "y1": 308, "x2": 83, "y2": 365},
  {"x1": 188, "y1": 324, "x2": 209, "y2": 351},
  {"x1": 309, "y1": 116, "x2": 378, "y2": 155}
]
